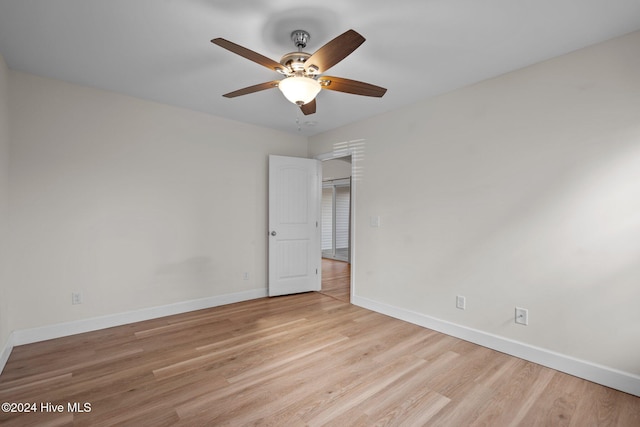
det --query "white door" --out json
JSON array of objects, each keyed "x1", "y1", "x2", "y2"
[{"x1": 268, "y1": 155, "x2": 321, "y2": 296}]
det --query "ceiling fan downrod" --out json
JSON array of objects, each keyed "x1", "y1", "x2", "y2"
[{"x1": 280, "y1": 30, "x2": 314, "y2": 76}]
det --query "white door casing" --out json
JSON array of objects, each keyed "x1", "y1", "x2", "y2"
[{"x1": 268, "y1": 155, "x2": 321, "y2": 296}]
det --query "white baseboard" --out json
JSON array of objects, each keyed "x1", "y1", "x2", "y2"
[
  {"x1": 9, "y1": 288, "x2": 267, "y2": 348},
  {"x1": 352, "y1": 295, "x2": 640, "y2": 397},
  {"x1": 1, "y1": 288, "x2": 267, "y2": 375},
  {"x1": 0, "y1": 333, "x2": 13, "y2": 376}
]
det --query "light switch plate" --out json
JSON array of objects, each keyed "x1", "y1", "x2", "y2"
[{"x1": 72, "y1": 292, "x2": 82, "y2": 305}]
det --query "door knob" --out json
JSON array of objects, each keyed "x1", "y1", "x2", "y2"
[{"x1": 271, "y1": 231, "x2": 277, "y2": 236}]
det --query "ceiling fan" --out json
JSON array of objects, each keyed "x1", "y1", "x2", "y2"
[{"x1": 211, "y1": 29, "x2": 387, "y2": 115}]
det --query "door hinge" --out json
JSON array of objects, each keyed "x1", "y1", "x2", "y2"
[
  {"x1": 316, "y1": 221, "x2": 318, "y2": 227},
  {"x1": 316, "y1": 268, "x2": 318, "y2": 275}
]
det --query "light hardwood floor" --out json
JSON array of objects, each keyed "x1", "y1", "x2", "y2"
[
  {"x1": 1, "y1": 291, "x2": 639, "y2": 425},
  {"x1": 320, "y1": 258, "x2": 350, "y2": 303}
]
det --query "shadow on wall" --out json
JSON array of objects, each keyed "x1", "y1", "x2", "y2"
[{"x1": 155, "y1": 256, "x2": 215, "y2": 285}]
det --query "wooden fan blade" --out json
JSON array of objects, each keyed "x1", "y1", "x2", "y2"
[
  {"x1": 304, "y1": 30, "x2": 365, "y2": 74},
  {"x1": 223, "y1": 81, "x2": 280, "y2": 98},
  {"x1": 318, "y1": 76, "x2": 387, "y2": 97},
  {"x1": 300, "y1": 98, "x2": 316, "y2": 115},
  {"x1": 212, "y1": 38, "x2": 284, "y2": 73}
]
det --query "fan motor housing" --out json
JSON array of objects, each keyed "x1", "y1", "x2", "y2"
[{"x1": 279, "y1": 51, "x2": 311, "y2": 73}]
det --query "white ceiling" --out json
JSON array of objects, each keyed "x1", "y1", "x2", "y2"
[{"x1": 1, "y1": 0, "x2": 639, "y2": 136}]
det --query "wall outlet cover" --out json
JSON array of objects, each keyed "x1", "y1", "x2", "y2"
[{"x1": 515, "y1": 307, "x2": 529, "y2": 325}]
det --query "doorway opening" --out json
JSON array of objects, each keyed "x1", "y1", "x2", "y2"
[
  {"x1": 319, "y1": 156, "x2": 352, "y2": 303},
  {"x1": 322, "y1": 179, "x2": 350, "y2": 262}
]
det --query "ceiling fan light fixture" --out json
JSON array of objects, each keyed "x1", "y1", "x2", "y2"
[
  {"x1": 278, "y1": 76, "x2": 321, "y2": 105},
  {"x1": 212, "y1": 29, "x2": 386, "y2": 116}
]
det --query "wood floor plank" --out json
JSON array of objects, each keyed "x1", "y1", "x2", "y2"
[
  {"x1": 357, "y1": 359, "x2": 452, "y2": 423},
  {"x1": 302, "y1": 355, "x2": 428, "y2": 426},
  {"x1": 517, "y1": 372, "x2": 587, "y2": 427},
  {"x1": 1, "y1": 290, "x2": 638, "y2": 426},
  {"x1": 471, "y1": 364, "x2": 557, "y2": 426},
  {"x1": 570, "y1": 381, "x2": 626, "y2": 427},
  {"x1": 320, "y1": 258, "x2": 350, "y2": 302}
]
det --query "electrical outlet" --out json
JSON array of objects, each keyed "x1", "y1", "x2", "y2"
[
  {"x1": 456, "y1": 295, "x2": 466, "y2": 310},
  {"x1": 72, "y1": 292, "x2": 83, "y2": 305},
  {"x1": 515, "y1": 307, "x2": 528, "y2": 325}
]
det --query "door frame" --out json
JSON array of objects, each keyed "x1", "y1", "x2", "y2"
[{"x1": 315, "y1": 150, "x2": 356, "y2": 300}]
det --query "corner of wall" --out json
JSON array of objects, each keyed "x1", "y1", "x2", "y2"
[
  {"x1": 0, "y1": 332, "x2": 13, "y2": 375},
  {"x1": 0, "y1": 51, "x2": 11, "y2": 376}
]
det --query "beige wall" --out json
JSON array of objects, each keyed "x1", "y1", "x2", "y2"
[
  {"x1": 0, "y1": 54, "x2": 10, "y2": 352},
  {"x1": 7, "y1": 72, "x2": 307, "y2": 331},
  {"x1": 309, "y1": 31, "x2": 640, "y2": 375}
]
